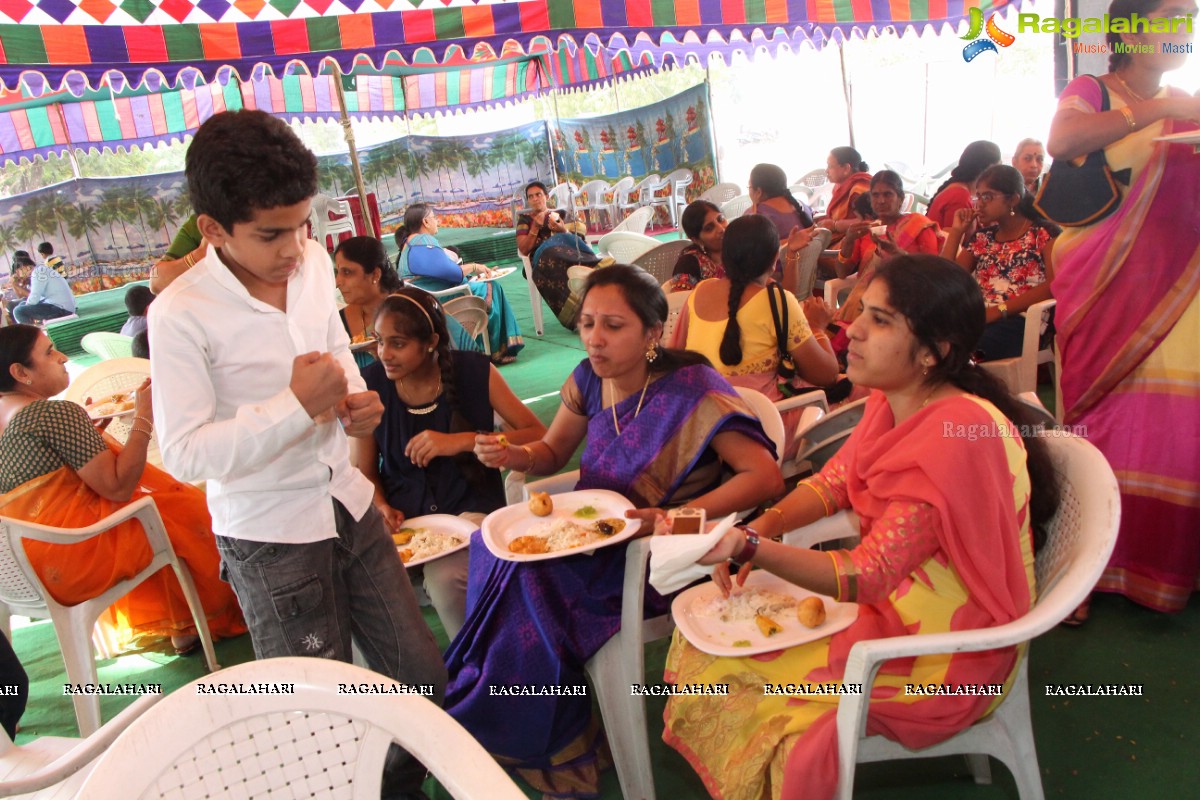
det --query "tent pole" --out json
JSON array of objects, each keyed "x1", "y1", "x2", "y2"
[
  {"x1": 332, "y1": 66, "x2": 377, "y2": 237},
  {"x1": 838, "y1": 41, "x2": 855, "y2": 148}
]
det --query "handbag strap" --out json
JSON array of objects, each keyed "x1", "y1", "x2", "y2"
[{"x1": 766, "y1": 282, "x2": 790, "y2": 361}]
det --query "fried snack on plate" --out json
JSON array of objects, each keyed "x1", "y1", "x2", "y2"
[
  {"x1": 392, "y1": 529, "x2": 416, "y2": 546},
  {"x1": 398, "y1": 548, "x2": 413, "y2": 563},
  {"x1": 797, "y1": 596, "x2": 827, "y2": 628},
  {"x1": 509, "y1": 535, "x2": 550, "y2": 555},
  {"x1": 528, "y1": 491, "x2": 553, "y2": 517}
]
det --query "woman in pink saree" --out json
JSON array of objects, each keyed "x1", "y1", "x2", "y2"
[{"x1": 1046, "y1": 0, "x2": 1200, "y2": 614}]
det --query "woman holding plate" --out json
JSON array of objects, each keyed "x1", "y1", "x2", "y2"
[
  {"x1": 395, "y1": 204, "x2": 524, "y2": 363},
  {"x1": 0, "y1": 325, "x2": 246, "y2": 654},
  {"x1": 661, "y1": 256, "x2": 1060, "y2": 800},
  {"x1": 453, "y1": 264, "x2": 784, "y2": 797},
  {"x1": 334, "y1": 236, "x2": 482, "y2": 369},
  {"x1": 353, "y1": 288, "x2": 544, "y2": 638}
]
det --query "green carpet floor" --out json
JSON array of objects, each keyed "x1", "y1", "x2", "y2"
[{"x1": 11, "y1": 241, "x2": 1198, "y2": 798}]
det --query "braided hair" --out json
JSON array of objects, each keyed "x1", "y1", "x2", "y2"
[
  {"x1": 875, "y1": 255, "x2": 1060, "y2": 549},
  {"x1": 718, "y1": 214, "x2": 780, "y2": 367},
  {"x1": 749, "y1": 164, "x2": 813, "y2": 228}
]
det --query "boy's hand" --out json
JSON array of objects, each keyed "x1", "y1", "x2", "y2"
[
  {"x1": 290, "y1": 352, "x2": 347, "y2": 419},
  {"x1": 336, "y1": 391, "x2": 383, "y2": 437}
]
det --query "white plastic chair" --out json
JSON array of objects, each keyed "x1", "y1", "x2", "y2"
[
  {"x1": 824, "y1": 275, "x2": 860, "y2": 310},
  {"x1": 608, "y1": 177, "x2": 636, "y2": 223},
  {"x1": 574, "y1": 180, "x2": 614, "y2": 232},
  {"x1": 0, "y1": 692, "x2": 161, "y2": 799},
  {"x1": 549, "y1": 182, "x2": 577, "y2": 217},
  {"x1": 609, "y1": 206, "x2": 654, "y2": 236},
  {"x1": 799, "y1": 168, "x2": 830, "y2": 189},
  {"x1": 832, "y1": 432, "x2": 1120, "y2": 799},
  {"x1": 598, "y1": 231, "x2": 659, "y2": 264},
  {"x1": 623, "y1": 175, "x2": 664, "y2": 219},
  {"x1": 518, "y1": 471, "x2": 664, "y2": 800},
  {"x1": 981, "y1": 299, "x2": 1056, "y2": 397},
  {"x1": 792, "y1": 397, "x2": 868, "y2": 474},
  {"x1": 79, "y1": 332, "x2": 133, "y2": 361},
  {"x1": 662, "y1": 169, "x2": 694, "y2": 230},
  {"x1": 309, "y1": 194, "x2": 355, "y2": 251},
  {"x1": 76, "y1": 657, "x2": 526, "y2": 800},
  {"x1": 0, "y1": 497, "x2": 220, "y2": 736},
  {"x1": 733, "y1": 387, "x2": 786, "y2": 468},
  {"x1": 633, "y1": 240, "x2": 692, "y2": 285},
  {"x1": 699, "y1": 182, "x2": 740, "y2": 205},
  {"x1": 660, "y1": 290, "x2": 691, "y2": 345},
  {"x1": 442, "y1": 295, "x2": 490, "y2": 355},
  {"x1": 63, "y1": 357, "x2": 160, "y2": 469},
  {"x1": 783, "y1": 228, "x2": 833, "y2": 298},
  {"x1": 720, "y1": 194, "x2": 753, "y2": 221}
]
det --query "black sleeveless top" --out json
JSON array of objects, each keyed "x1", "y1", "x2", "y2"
[{"x1": 362, "y1": 350, "x2": 506, "y2": 517}]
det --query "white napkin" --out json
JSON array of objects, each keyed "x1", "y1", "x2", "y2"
[{"x1": 648, "y1": 513, "x2": 739, "y2": 595}]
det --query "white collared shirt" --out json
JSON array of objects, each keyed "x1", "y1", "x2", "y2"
[{"x1": 148, "y1": 238, "x2": 373, "y2": 543}]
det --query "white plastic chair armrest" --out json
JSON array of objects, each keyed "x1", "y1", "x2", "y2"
[
  {"x1": 780, "y1": 510, "x2": 859, "y2": 549},
  {"x1": 4, "y1": 496, "x2": 159, "y2": 546},
  {"x1": 774, "y1": 392, "x2": 830, "y2": 416},
  {"x1": 522, "y1": 469, "x2": 580, "y2": 501},
  {"x1": 0, "y1": 693, "x2": 162, "y2": 797}
]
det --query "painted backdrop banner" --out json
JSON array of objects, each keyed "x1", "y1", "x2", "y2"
[{"x1": 552, "y1": 83, "x2": 716, "y2": 215}]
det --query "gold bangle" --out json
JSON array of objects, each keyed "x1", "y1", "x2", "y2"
[
  {"x1": 520, "y1": 444, "x2": 536, "y2": 473},
  {"x1": 764, "y1": 506, "x2": 786, "y2": 530},
  {"x1": 129, "y1": 426, "x2": 153, "y2": 438},
  {"x1": 183, "y1": 252, "x2": 196, "y2": 269},
  {"x1": 827, "y1": 551, "x2": 842, "y2": 602},
  {"x1": 799, "y1": 479, "x2": 834, "y2": 517},
  {"x1": 1119, "y1": 105, "x2": 1137, "y2": 130},
  {"x1": 811, "y1": 331, "x2": 830, "y2": 343}
]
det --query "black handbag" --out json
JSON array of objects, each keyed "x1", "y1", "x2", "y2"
[{"x1": 1035, "y1": 77, "x2": 1131, "y2": 227}]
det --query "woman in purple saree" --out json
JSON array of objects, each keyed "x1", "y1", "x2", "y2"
[
  {"x1": 1046, "y1": 0, "x2": 1200, "y2": 614},
  {"x1": 454, "y1": 264, "x2": 784, "y2": 797}
]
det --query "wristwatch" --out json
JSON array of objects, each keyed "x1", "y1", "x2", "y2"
[{"x1": 732, "y1": 526, "x2": 760, "y2": 568}]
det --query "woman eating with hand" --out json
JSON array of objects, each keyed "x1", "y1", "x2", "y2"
[
  {"x1": 353, "y1": 288, "x2": 544, "y2": 638},
  {"x1": 445, "y1": 264, "x2": 783, "y2": 798},
  {"x1": 396, "y1": 204, "x2": 524, "y2": 363},
  {"x1": 815, "y1": 146, "x2": 872, "y2": 245},
  {"x1": 0, "y1": 326, "x2": 245, "y2": 654},
  {"x1": 940, "y1": 164, "x2": 1059, "y2": 362},
  {"x1": 663, "y1": 255, "x2": 1060, "y2": 800}
]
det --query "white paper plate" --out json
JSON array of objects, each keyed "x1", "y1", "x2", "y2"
[
  {"x1": 469, "y1": 266, "x2": 517, "y2": 283},
  {"x1": 395, "y1": 514, "x2": 474, "y2": 568},
  {"x1": 349, "y1": 338, "x2": 377, "y2": 353},
  {"x1": 481, "y1": 489, "x2": 641, "y2": 562},
  {"x1": 1153, "y1": 130, "x2": 1200, "y2": 145},
  {"x1": 672, "y1": 571, "x2": 858, "y2": 657},
  {"x1": 85, "y1": 389, "x2": 140, "y2": 421},
  {"x1": 87, "y1": 406, "x2": 137, "y2": 422}
]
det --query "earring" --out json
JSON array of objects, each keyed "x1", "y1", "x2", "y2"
[
  {"x1": 23, "y1": 379, "x2": 32, "y2": 385},
  {"x1": 428, "y1": 347, "x2": 434, "y2": 353},
  {"x1": 645, "y1": 343, "x2": 659, "y2": 363},
  {"x1": 1009, "y1": 208, "x2": 1016, "y2": 216}
]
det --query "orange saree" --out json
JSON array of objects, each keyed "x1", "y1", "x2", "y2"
[{"x1": 0, "y1": 443, "x2": 245, "y2": 651}]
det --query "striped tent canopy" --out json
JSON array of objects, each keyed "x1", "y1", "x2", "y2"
[
  {"x1": 0, "y1": 40, "x2": 648, "y2": 164},
  {"x1": 0, "y1": 0, "x2": 1022, "y2": 92}
]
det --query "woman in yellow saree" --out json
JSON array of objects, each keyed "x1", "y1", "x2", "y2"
[
  {"x1": 0, "y1": 326, "x2": 245, "y2": 652},
  {"x1": 663, "y1": 256, "x2": 1060, "y2": 799}
]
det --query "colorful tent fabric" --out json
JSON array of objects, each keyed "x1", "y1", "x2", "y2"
[{"x1": 0, "y1": 1, "x2": 1022, "y2": 90}]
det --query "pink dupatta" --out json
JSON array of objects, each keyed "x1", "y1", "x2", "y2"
[{"x1": 782, "y1": 393, "x2": 1033, "y2": 797}]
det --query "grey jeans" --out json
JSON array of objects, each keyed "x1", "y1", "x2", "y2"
[{"x1": 216, "y1": 500, "x2": 447, "y2": 795}]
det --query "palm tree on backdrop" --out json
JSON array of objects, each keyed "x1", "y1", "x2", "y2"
[
  {"x1": 17, "y1": 197, "x2": 56, "y2": 254},
  {"x1": 362, "y1": 154, "x2": 394, "y2": 215},
  {"x1": 395, "y1": 146, "x2": 421, "y2": 206},
  {"x1": 124, "y1": 186, "x2": 157, "y2": 255},
  {"x1": 95, "y1": 189, "x2": 133, "y2": 261},
  {"x1": 0, "y1": 224, "x2": 21, "y2": 272},
  {"x1": 64, "y1": 204, "x2": 102, "y2": 275},
  {"x1": 146, "y1": 197, "x2": 180, "y2": 250},
  {"x1": 43, "y1": 191, "x2": 78, "y2": 263},
  {"x1": 521, "y1": 136, "x2": 547, "y2": 187},
  {"x1": 419, "y1": 141, "x2": 449, "y2": 203},
  {"x1": 463, "y1": 149, "x2": 490, "y2": 204},
  {"x1": 172, "y1": 191, "x2": 192, "y2": 221}
]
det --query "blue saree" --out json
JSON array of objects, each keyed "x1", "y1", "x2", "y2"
[
  {"x1": 397, "y1": 232, "x2": 524, "y2": 361},
  {"x1": 443, "y1": 360, "x2": 772, "y2": 797}
]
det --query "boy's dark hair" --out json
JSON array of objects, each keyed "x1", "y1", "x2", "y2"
[
  {"x1": 131, "y1": 330, "x2": 150, "y2": 360},
  {"x1": 37, "y1": 242, "x2": 54, "y2": 257},
  {"x1": 125, "y1": 284, "x2": 155, "y2": 317},
  {"x1": 185, "y1": 110, "x2": 318, "y2": 232}
]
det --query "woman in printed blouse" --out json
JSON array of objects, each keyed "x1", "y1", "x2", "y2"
[
  {"x1": 667, "y1": 200, "x2": 728, "y2": 292},
  {"x1": 941, "y1": 164, "x2": 1060, "y2": 361}
]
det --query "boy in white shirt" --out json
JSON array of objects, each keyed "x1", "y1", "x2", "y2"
[{"x1": 149, "y1": 110, "x2": 445, "y2": 798}]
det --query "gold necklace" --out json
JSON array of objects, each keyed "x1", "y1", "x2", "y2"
[
  {"x1": 399, "y1": 376, "x2": 442, "y2": 415},
  {"x1": 1115, "y1": 73, "x2": 1156, "y2": 103},
  {"x1": 609, "y1": 374, "x2": 651, "y2": 435}
]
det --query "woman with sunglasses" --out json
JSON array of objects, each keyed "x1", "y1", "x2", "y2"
[{"x1": 941, "y1": 165, "x2": 1060, "y2": 362}]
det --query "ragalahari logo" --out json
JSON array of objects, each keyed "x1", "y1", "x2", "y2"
[{"x1": 961, "y1": 8, "x2": 1016, "y2": 62}]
